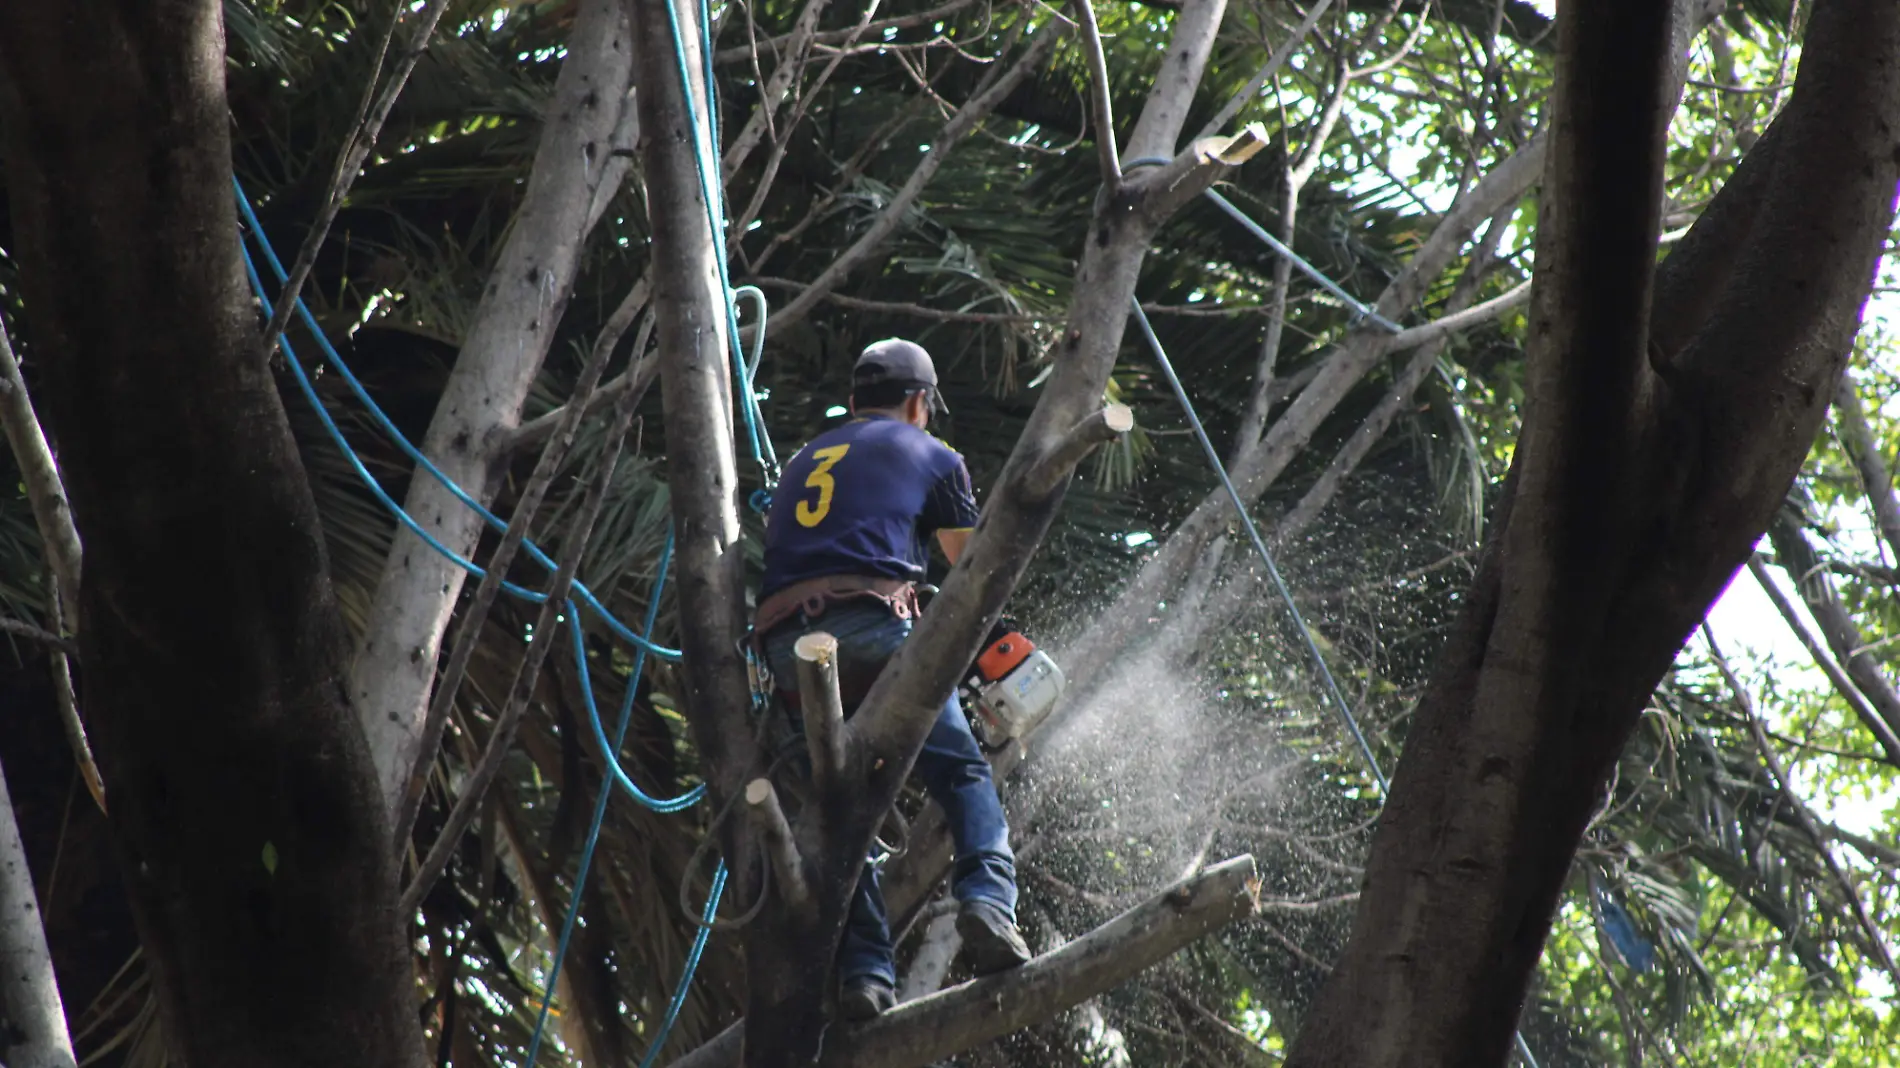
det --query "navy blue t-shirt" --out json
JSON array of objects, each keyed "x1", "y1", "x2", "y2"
[{"x1": 760, "y1": 414, "x2": 980, "y2": 597}]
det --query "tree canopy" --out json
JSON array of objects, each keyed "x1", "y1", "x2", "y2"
[{"x1": 1, "y1": 0, "x2": 1897, "y2": 1065}]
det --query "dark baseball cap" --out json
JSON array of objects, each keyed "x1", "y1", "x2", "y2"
[{"x1": 854, "y1": 338, "x2": 948, "y2": 413}]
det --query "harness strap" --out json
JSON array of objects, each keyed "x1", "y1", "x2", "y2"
[{"x1": 753, "y1": 574, "x2": 920, "y2": 639}]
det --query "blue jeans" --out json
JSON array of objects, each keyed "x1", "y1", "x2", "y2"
[{"x1": 763, "y1": 600, "x2": 1018, "y2": 986}]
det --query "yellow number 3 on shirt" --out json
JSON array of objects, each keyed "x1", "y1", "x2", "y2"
[{"x1": 795, "y1": 444, "x2": 851, "y2": 528}]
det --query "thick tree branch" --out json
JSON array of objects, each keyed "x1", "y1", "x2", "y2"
[
  {"x1": 0, "y1": 317, "x2": 102, "y2": 813},
  {"x1": 633, "y1": 0, "x2": 758, "y2": 832},
  {"x1": 0, "y1": 0, "x2": 427, "y2": 1059},
  {"x1": 671, "y1": 855, "x2": 1260, "y2": 1068},
  {"x1": 746, "y1": 779, "x2": 811, "y2": 908},
  {"x1": 1289, "y1": 0, "x2": 1682, "y2": 1060},
  {"x1": 829, "y1": 854, "x2": 1258, "y2": 1067},
  {"x1": 0, "y1": 757, "x2": 74, "y2": 1068},
  {"x1": 0, "y1": 317, "x2": 80, "y2": 621},
  {"x1": 1123, "y1": 0, "x2": 1230, "y2": 162},
  {"x1": 794, "y1": 632, "x2": 850, "y2": 797},
  {"x1": 1128, "y1": 125, "x2": 1272, "y2": 221},
  {"x1": 1289, "y1": 0, "x2": 1900, "y2": 1061},
  {"x1": 351, "y1": 0, "x2": 637, "y2": 813},
  {"x1": 1023, "y1": 404, "x2": 1135, "y2": 497}
]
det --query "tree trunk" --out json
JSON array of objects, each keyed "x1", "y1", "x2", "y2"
[
  {"x1": 0, "y1": 3, "x2": 425, "y2": 1066},
  {"x1": 351, "y1": 0, "x2": 637, "y2": 814},
  {"x1": 1287, "y1": 0, "x2": 1900, "y2": 1063},
  {"x1": 0, "y1": 757, "x2": 74, "y2": 1068},
  {"x1": 631, "y1": 0, "x2": 820, "y2": 1059}
]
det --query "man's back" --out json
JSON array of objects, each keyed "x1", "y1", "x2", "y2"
[{"x1": 760, "y1": 414, "x2": 977, "y2": 598}]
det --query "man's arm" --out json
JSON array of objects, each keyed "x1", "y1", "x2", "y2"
[
  {"x1": 924, "y1": 451, "x2": 980, "y2": 568},
  {"x1": 936, "y1": 528, "x2": 971, "y2": 564}
]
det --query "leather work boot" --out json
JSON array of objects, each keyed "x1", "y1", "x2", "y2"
[
  {"x1": 956, "y1": 900, "x2": 1033, "y2": 975},
  {"x1": 840, "y1": 976, "x2": 896, "y2": 1022}
]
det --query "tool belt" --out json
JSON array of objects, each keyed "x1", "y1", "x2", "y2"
[{"x1": 753, "y1": 574, "x2": 921, "y2": 642}]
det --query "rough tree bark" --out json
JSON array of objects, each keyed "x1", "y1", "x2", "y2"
[
  {"x1": 1286, "y1": 0, "x2": 1900, "y2": 1063},
  {"x1": 351, "y1": 0, "x2": 638, "y2": 813},
  {"x1": 0, "y1": 2, "x2": 426, "y2": 1066}
]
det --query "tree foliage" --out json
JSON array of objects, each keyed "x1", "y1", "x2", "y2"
[{"x1": 0, "y1": 0, "x2": 1896, "y2": 1065}]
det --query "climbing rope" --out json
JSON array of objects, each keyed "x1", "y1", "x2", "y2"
[
  {"x1": 236, "y1": 0, "x2": 788, "y2": 1055},
  {"x1": 234, "y1": 186, "x2": 714, "y2": 804},
  {"x1": 1130, "y1": 302, "x2": 1389, "y2": 795},
  {"x1": 233, "y1": 182, "x2": 733, "y2": 1061},
  {"x1": 520, "y1": 530, "x2": 726, "y2": 1067},
  {"x1": 662, "y1": 0, "x2": 781, "y2": 504},
  {"x1": 232, "y1": 179, "x2": 686, "y2": 662}
]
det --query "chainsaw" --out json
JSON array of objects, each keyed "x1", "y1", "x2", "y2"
[{"x1": 961, "y1": 617, "x2": 1066, "y2": 748}]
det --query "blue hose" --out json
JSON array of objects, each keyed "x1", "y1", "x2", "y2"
[{"x1": 233, "y1": 178, "x2": 683, "y2": 660}]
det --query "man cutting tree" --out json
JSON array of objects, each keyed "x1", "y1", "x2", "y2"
[{"x1": 755, "y1": 338, "x2": 1032, "y2": 1020}]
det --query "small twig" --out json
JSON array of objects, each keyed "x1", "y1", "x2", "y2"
[
  {"x1": 1749, "y1": 553, "x2": 1900, "y2": 765},
  {"x1": 721, "y1": 0, "x2": 833, "y2": 181},
  {"x1": 1071, "y1": 0, "x2": 1121, "y2": 183},
  {"x1": 43, "y1": 591, "x2": 103, "y2": 813},
  {"x1": 503, "y1": 281, "x2": 656, "y2": 455},
  {"x1": 1195, "y1": 0, "x2": 1337, "y2": 141},
  {"x1": 389, "y1": 289, "x2": 650, "y2": 849},
  {"x1": 398, "y1": 365, "x2": 645, "y2": 916},
  {"x1": 255, "y1": 0, "x2": 454, "y2": 364},
  {"x1": 710, "y1": 0, "x2": 982, "y2": 64},
  {"x1": 1255, "y1": 891, "x2": 1358, "y2": 913},
  {"x1": 0, "y1": 618, "x2": 74, "y2": 656},
  {"x1": 762, "y1": 22, "x2": 1067, "y2": 338},
  {"x1": 1703, "y1": 623, "x2": 1900, "y2": 993}
]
